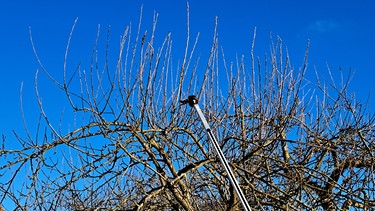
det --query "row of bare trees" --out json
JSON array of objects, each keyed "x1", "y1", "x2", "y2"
[{"x1": 1, "y1": 8, "x2": 375, "y2": 211}]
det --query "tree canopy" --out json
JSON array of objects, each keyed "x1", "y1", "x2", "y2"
[{"x1": 1, "y1": 11, "x2": 375, "y2": 211}]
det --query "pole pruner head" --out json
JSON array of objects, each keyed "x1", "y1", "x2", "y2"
[{"x1": 180, "y1": 95, "x2": 198, "y2": 107}]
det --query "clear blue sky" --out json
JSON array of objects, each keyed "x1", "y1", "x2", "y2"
[{"x1": 1, "y1": 0, "x2": 375, "y2": 143}]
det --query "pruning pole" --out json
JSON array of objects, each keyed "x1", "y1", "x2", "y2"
[{"x1": 181, "y1": 95, "x2": 251, "y2": 211}]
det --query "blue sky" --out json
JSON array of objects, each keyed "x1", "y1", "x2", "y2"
[{"x1": 1, "y1": 0, "x2": 375, "y2": 143}]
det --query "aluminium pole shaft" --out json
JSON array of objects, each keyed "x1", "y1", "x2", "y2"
[{"x1": 181, "y1": 95, "x2": 251, "y2": 211}]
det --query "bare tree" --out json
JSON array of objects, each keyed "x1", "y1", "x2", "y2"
[{"x1": 1, "y1": 6, "x2": 375, "y2": 211}]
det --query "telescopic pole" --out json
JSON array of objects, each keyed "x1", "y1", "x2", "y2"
[{"x1": 181, "y1": 95, "x2": 251, "y2": 211}]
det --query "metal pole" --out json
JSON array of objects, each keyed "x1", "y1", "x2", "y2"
[{"x1": 181, "y1": 95, "x2": 251, "y2": 211}]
